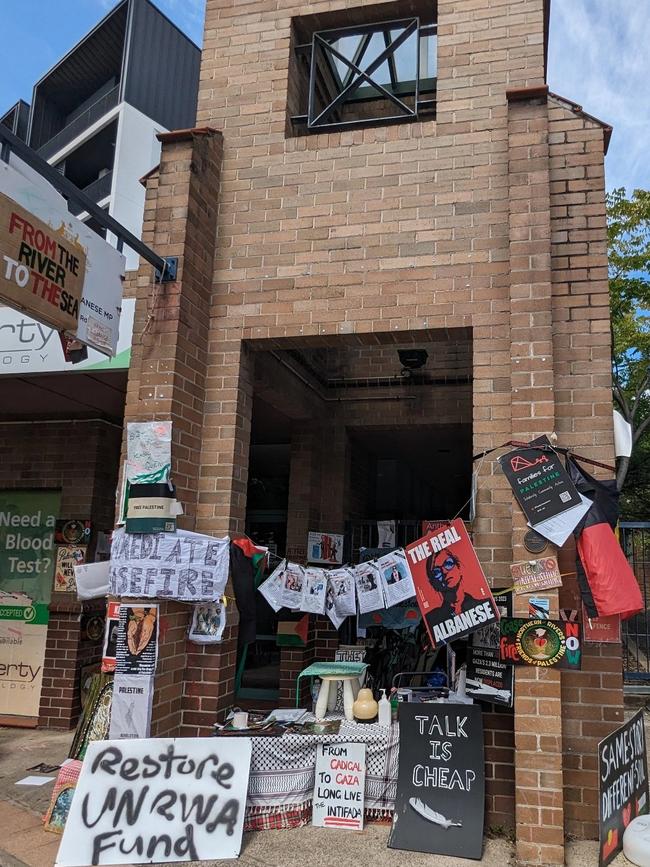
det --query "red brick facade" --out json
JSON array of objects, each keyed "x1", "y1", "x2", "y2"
[{"x1": 116, "y1": 1, "x2": 620, "y2": 863}]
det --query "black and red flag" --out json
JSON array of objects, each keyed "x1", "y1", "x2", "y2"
[{"x1": 568, "y1": 458, "x2": 642, "y2": 620}]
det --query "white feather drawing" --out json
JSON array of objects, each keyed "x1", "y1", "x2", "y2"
[{"x1": 408, "y1": 797, "x2": 462, "y2": 829}]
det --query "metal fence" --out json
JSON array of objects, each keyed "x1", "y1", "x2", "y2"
[{"x1": 621, "y1": 522, "x2": 650, "y2": 682}]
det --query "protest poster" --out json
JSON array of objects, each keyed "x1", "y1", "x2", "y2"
[
  {"x1": 188, "y1": 603, "x2": 226, "y2": 644},
  {"x1": 279, "y1": 562, "x2": 305, "y2": 610},
  {"x1": 325, "y1": 582, "x2": 345, "y2": 629},
  {"x1": 125, "y1": 482, "x2": 177, "y2": 534},
  {"x1": 583, "y1": 605, "x2": 621, "y2": 644},
  {"x1": 389, "y1": 703, "x2": 485, "y2": 859},
  {"x1": 53, "y1": 545, "x2": 86, "y2": 593},
  {"x1": 376, "y1": 549, "x2": 416, "y2": 608},
  {"x1": 110, "y1": 528, "x2": 229, "y2": 602},
  {"x1": 353, "y1": 560, "x2": 384, "y2": 613},
  {"x1": 329, "y1": 568, "x2": 357, "y2": 618},
  {"x1": 301, "y1": 568, "x2": 328, "y2": 615},
  {"x1": 466, "y1": 591, "x2": 513, "y2": 707},
  {"x1": 377, "y1": 521, "x2": 395, "y2": 548},
  {"x1": 115, "y1": 605, "x2": 158, "y2": 676},
  {"x1": 500, "y1": 617, "x2": 581, "y2": 670},
  {"x1": 510, "y1": 556, "x2": 562, "y2": 595},
  {"x1": 258, "y1": 560, "x2": 285, "y2": 612},
  {"x1": 528, "y1": 597, "x2": 550, "y2": 619},
  {"x1": 499, "y1": 441, "x2": 582, "y2": 525},
  {"x1": 55, "y1": 737, "x2": 253, "y2": 865},
  {"x1": 108, "y1": 674, "x2": 154, "y2": 740},
  {"x1": 313, "y1": 743, "x2": 366, "y2": 830},
  {"x1": 307, "y1": 531, "x2": 344, "y2": 565},
  {"x1": 598, "y1": 710, "x2": 648, "y2": 866},
  {"x1": 405, "y1": 520, "x2": 499, "y2": 650},
  {"x1": 101, "y1": 601, "x2": 120, "y2": 673}
]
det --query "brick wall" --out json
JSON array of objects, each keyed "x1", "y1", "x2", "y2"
[
  {"x1": 0, "y1": 420, "x2": 121, "y2": 728},
  {"x1": 123, "y1": 0, "x2": 620, "y2": 855}
]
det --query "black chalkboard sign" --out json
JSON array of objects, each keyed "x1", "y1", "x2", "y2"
[
  {"x1": 599, "y1": 709, "x2": 649, "y2": 866},
  {"x1": 389, "y1": 702, "x2": 485, "y2": 860}
]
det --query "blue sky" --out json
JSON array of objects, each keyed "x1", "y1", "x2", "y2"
[{"x1": 1, "y1": 0, "x2": 648, "y2": 193}]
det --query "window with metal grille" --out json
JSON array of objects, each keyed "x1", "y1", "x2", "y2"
[{"x1": 288, "y1": 4, "x2": 437, "y2": 135}]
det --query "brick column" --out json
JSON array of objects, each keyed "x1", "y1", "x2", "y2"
[
  {"x1": 507, "y1": 87, "x2": 564, "y2": 867},
  {"x1": 123, "y1": 127, "x2": 223, "y2": 736}
]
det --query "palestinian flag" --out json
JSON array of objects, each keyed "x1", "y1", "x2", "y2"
[{"x1": 276, "y1": 613, "x2": 309, "y2": 647}]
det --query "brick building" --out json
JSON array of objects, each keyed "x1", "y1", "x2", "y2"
[{"x1": 4, "y1": 0, "x2": 621, "y2": 862}]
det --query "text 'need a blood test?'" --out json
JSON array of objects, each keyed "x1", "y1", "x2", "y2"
[{"x1": 0, "y1": 192, "x2": 85, "y2": 333}]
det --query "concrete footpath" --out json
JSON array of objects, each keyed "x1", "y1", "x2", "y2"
[{"x1": 0, "y1": 726, "x2": 626, "y2": 867}]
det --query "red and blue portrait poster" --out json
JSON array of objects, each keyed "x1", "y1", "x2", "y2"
[{"x1": 405, "y1": 519, "x2": 499, "y2": 649}]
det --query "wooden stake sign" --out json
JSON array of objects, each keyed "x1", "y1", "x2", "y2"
[
  {"x1": 313, "y1": 743, "x2": 366, "y2": 830},
  {"x1": 0, "y1": 191, "x2": 85, "y2": 333}
]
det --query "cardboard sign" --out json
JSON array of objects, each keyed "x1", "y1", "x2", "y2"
[
  {"x1": 0, "y1": 489, "x2": 60, "y2": 603},
  {"x1": 55, "y1": 737, "x2": 253, "y2": 865},
  {"x1": 308, "y1": 531, "x2": 344, "y2": 565},
  {"x1": 389, "y1": 703, "x2": 485, "y2": 860},
  {"x1": 115, "y1": 605, "x2": 158, "y2": 676},
  {"x1": 583, "y1": 605, "x2": 621, "y2": 644},
  {"x1": 405, "y1": 520, "x2": 499, "y2": 649},
  {"x1": 499, "y1": 442, "x2": 582, "y2": 525},
  {"x1": 500, "y1": 618, "x2": 582, "y2": 669},
  {"x1": 510, "y1": 556, "x2": 562, "y2": 595},
  {"x1": 110, "y1": 528, "x2": 229, "y2": 602},
  {"x1": 313, "y1": 743, "x2": 366, "y2": 830},
  {"x1": 53, "y1": 545, "x2": 86, "y2": 593},
  {"x1": 599, "y1": 710, "x2": 649, "y2": 866},
  {"x1": 0, "y1": 191, "x2": 85, "y2": 333},
  {"x1": 0, "y1": 601, "x2": 49, "y2": 720}
]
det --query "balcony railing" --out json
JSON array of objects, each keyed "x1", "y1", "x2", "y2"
[
  {"x1": 37, "y1": 84, "x2": 119, "y2": 160},
  {"x1": 68, "y1": 171, "x2": 113, "y2": 216}
]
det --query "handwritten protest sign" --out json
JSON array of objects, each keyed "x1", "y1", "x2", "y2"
[
  {"x1": 110, "y1": 528, "x2": 229, "y2": 602},
  {"x1": 510, "y1": 557, "x2": 562, "y2": 595},
  {"x1": 389, "y1": 703, "x2": 485, "y2": 859},
  {"x1": 55, "y1": 737, "x2": 252, "y2": 865},
  {"x1": 313, "y1": 743, "x2": 366, "y2": 830},
  {"x1": 599, "y1": 710, "x2": 649, "y2": 866}
]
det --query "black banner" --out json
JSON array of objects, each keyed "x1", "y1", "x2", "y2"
[
  {"x1": 599, "y1": 709, "x2": 649, "y2": 866},
  {"x1": 388, "y1": 702, "x2": 485, "y2": 860},
  {"x1": 499, "y1": 442, "x2": 581, "y2": 524}
]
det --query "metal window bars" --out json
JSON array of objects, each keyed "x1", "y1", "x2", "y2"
[{"x1": 293, "y1": 18, "x2": 437, "y2": 131}]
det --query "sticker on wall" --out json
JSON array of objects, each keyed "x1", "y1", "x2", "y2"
[
  {"x1": 528, "y1": 597, "x2": 550, "y2": 620},
  {"x1": 499, "y1": 617, "x2": 581, "y2": 669},
  {"x1": 53, "y1": 545, "x2": 86, "y2": 593},
  {"x1": 54, "y1": 520, "x2": 91, "y2": 545}
]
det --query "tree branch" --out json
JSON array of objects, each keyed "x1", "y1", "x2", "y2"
[
  {"x1": 633, "y1": 413, "x2": 650, "y2": 445},
  {"x1": 613, "y1": 378, "x2": 631, "y2": 418}
]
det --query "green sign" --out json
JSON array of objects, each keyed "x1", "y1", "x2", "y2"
[{"x1": 0, "y1": 490, "x2": 60, "y2": 603}]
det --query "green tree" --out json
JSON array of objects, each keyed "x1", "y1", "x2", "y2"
[{"x1": 607, "y1": 188, "x2": 650, "y2": 508}]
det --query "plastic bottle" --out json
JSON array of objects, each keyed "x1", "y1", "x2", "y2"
[{"x1": 378, "y1": 688, "x2": 391, "y2": 727}]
